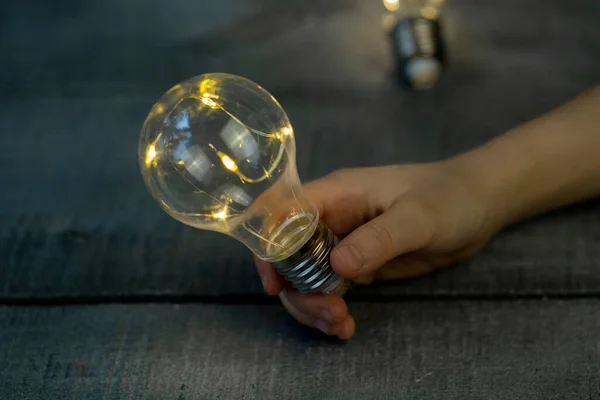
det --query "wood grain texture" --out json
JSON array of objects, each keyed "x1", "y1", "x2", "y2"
[
  {"x1": 1, "y1": 0, "x2": 600, "y2": 299},
  {"x1": 1, "y1": 300, "x2": 599, "y2": 399},
  {"x1": 3, "y1": 200, "x2": 600, "y2": 300}
]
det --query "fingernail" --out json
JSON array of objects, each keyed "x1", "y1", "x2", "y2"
[
  {"x1": 320, "y1": 309, "x2": 333, "y2": 323},
  {"x1": 314, "y1": 320, "x2": 330, "y2": 334},
  {"x1": 333, "y1": 245, "x2": 363, "y2": 272}
]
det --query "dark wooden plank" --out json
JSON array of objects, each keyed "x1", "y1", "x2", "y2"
[
  {"x1": 3, "y1": 200, "x2": 600, "y2": 299},
  {"x1": 1, "y1": 300, "x2": 599, "y2": 399},
  {"x1": 2, "y1": 0, "x2": 600, "y2": 298},
  {"x1": 2, "y1": 0, "x2": 599, "y2": 104},
  {"x1": 1, "y1": 97, "x2": 600, "y2": 298}
]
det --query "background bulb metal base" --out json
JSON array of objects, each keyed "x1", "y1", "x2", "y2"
[{"x1": 271, "y1": 219, "x2": 346, "y2": 294}]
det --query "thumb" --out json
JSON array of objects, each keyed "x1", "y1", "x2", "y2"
[{"x1": 329, "y1": 203, "x2": 434, "y2": 278}]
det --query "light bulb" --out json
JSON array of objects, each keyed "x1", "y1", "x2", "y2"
[
  {"x1": 383, "y1": 0, "x2": 400, "y2": 12},
  {"x1": 139, "y1": 73, "x2": 345, "y2": 294}
]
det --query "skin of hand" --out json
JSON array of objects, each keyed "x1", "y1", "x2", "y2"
[
  {"x1": 255, "y1": 84, "x2": 600, "y2": 340},
  {"x1": 254, "y1": 162, "x2": 504, "y2": 340}
]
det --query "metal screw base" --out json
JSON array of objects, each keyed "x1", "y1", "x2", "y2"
[{"x1": 272, "y1": 219, "x2": 346, "y2": 294}]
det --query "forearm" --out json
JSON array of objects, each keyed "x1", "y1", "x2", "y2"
[{"x1": 449, "y1": 84, "x2": 600, "y2": 228}]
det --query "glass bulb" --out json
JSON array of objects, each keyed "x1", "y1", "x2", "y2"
[{"x1": 139, "y1": 73, "x2": 345, "y2": 293}]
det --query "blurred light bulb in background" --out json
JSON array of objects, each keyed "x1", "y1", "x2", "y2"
[
  {"x1": 382, "y1": 0, "x2": 447, "y2": 90},
  {"x1": 383, "y1": 0, "x2": 401, "y2": 12},
  {"x1": 139, "y1": 73, "x2": 345, "y2": 294}
]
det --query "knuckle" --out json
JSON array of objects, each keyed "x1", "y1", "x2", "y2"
[{"x1": 365, "y1": 222, "x2": 395, "y2": 250}]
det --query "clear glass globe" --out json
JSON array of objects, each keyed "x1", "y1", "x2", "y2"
[{"x1": 139, "y1": 73, "x2": 318, "y2": 262}]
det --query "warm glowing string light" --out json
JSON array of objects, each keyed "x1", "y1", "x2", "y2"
[
  {"x1": 219, "y1": 153, "x2": 238, "y2": 172},
  {"x1": 145, "y1": 144, "x2": 157, "y2": 166},
  {"x1": 212, "y1": 208, "x2": 228, "y2": 220},
  {"x1": 201, "y1": 93, "x2": 219, "y2": 108}
]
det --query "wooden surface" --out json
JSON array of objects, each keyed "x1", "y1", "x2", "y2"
[
  {"x1": 2, "y1": 301, "x2": 599, "y2": 399},
  {"x1": 1, "y1": 0, "x2": 600, "y2": 398},
  {"x1": 3, "y1": 200, "x2": 600, "y2": 300},
  {"x1": 1, "y1": 0, "x2": 600, "y2": 300}
]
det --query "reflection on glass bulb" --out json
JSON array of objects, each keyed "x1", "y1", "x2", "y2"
[{"x1": 139, "y1": 73, "x2": 325, "y2": 269}]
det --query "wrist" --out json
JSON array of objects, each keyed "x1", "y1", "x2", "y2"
[
  {"x1": 441, "y1": 141, "x2": 521, "y2": 233},
  {"x1": 442, "y1": 85, "x2": 600, "y2": 233}
]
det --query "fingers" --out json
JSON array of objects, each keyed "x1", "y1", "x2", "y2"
[
  {"x1": 254, "y1": 256, "x2": 285, "y2": 295},
  {"x1": 303, "y1": 169, "x2": 374, "y2": 237},
  {"x1": 279, "y1": 289, "x2": 355, "y2": 339},
  {"x1": 330, "y1": 201, "x2": 435, "y2": 278},
  {"x1": 280, "y1": 289, "x2": 349, "y2": 325},
  {"x1": 251, "y1": 168, "x2": 374, "y2": 261},
  {"x1": 337, "y1": 316, "x2": 355, "y2": 340},
  {"x1": 254, "y1": 258, "x2": 356, "y2": 339}
]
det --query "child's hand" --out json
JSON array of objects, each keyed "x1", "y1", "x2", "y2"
[
  {"x1": 254, "y1": 163, "x2": 502, "y2": 339},
  {"x1": 256, "y1": 85, "x2": 600, "y2": 339}
]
